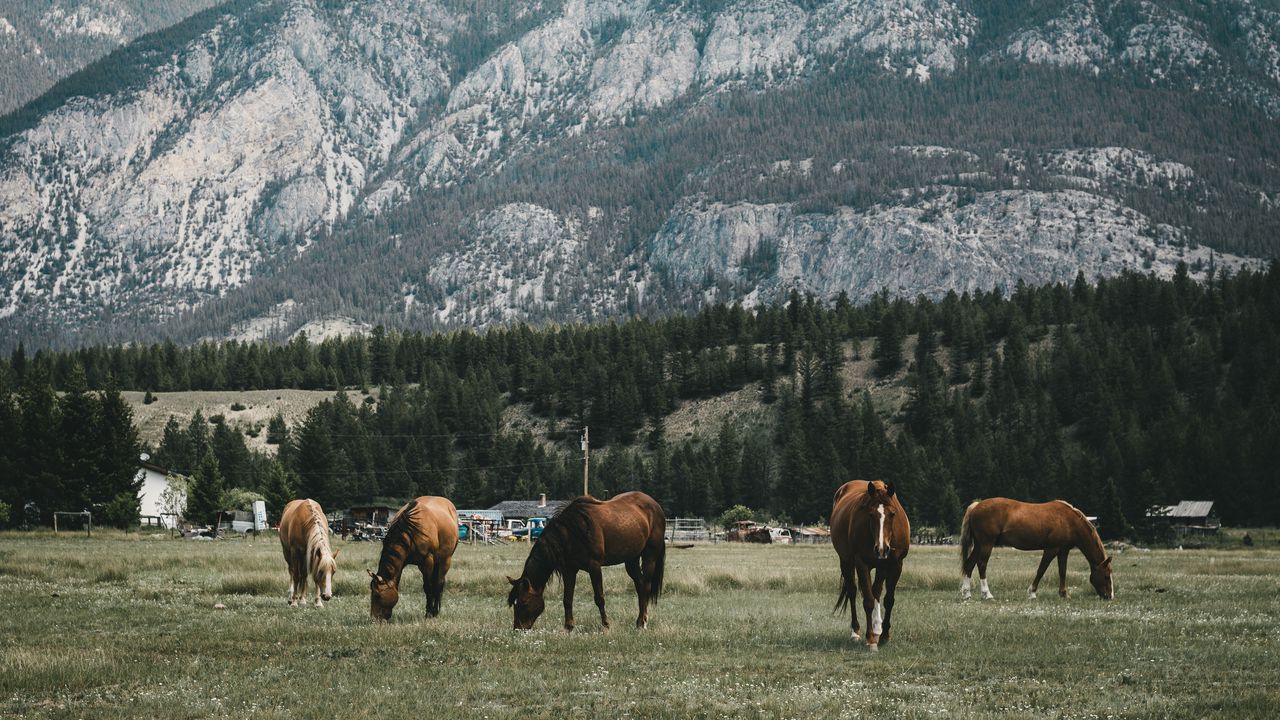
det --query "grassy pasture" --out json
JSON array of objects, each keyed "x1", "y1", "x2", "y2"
[{"x1": 0, "y1": 534, "x2": 1277, "y2": 719}]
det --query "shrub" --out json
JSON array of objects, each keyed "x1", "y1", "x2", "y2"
[{"x1": 101, "y1": 492, "x2": 141, "y2": 529}]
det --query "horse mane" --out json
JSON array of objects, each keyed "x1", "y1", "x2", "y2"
[
  {"x1": 1054, "y1": 500, "x2": 1106, "y2": 553},
  {"x1": 531, "y1": 496, "x2": 601, "y2": 579},
  {"x1": 383, "y1": 499, "x2": 420, "y2": 551},
  {"x1": 304, "y1": 500, "x2": 333, "y2": 575}
]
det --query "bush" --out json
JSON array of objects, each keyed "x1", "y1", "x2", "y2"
[
  {"x1": 0, "y1": 500, "x2": 10, "y2": 527},
  {"x1": 230, "y1": 402, "x2": 246, "y2": 411},
  {"x1": 143, "y1": 391, "x2": 156, "y2": 405},
  {"x1": 717, "y1": 505, "x2": 756, "y2": 529},
  {"x1": 101, "y1": 492, "x2": 141, "y2": 529}
]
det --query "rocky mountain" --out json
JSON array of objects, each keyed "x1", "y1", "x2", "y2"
[
  {"x1": 0, "y1": 0, "x2": 224, "y2": 115},
  {"x1": 1, "y1": 0, "x2": 1278, "y2": 349}
]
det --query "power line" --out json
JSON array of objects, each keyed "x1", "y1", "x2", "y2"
[
  {"x1": 219, "y1": 457, "x2": 572, "y2": 478},
  {"x1": 326, "y1": 428, "x2": 583, "y2": 440}
]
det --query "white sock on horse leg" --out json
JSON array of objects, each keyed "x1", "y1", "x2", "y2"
[
  {"x1": 1027, "y1": 584, "x2": 1037, "y2": 599},
  {"x1": 980, "y1": 578, "x2": 993, "y2": 599},
  {"x1": 960, "y1": 576, "x2": 971, "y2": 598},
  {"x1": 871, "y1": 602, "x2": 883, "y2": 636}
]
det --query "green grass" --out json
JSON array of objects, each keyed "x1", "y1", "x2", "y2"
[{"x1": 1, "y1": 533, "x2": 1277, "y2": 719}]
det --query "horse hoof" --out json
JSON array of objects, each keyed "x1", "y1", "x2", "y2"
[
  {"x1": 982, "y1": 593, "x2": 995, "y2": 601},
  {"x1": 850, "y1": 630, "x2": 860, "y2": 641},
  {"x1": 868, "y1": 643, "x2": 879, "y2": 652}
]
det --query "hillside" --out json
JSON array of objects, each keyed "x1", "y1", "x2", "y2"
[
  {"x1": 2, "y1": 0, "x2": 1279, "y2": 350},
  {"x1": 0, "y1": 0, "x2": 223, "y2": 115}
]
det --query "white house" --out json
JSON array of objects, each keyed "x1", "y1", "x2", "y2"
[{"x1": 137, "y1": 462, "x2": 183, "y2": 528}]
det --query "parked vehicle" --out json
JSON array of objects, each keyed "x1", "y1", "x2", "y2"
[{"x1": 510, "y1": 517, "x2": 546, "y2": 541}]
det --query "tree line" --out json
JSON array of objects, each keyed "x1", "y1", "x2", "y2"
[{"x1": 3, "y1": 263, "x2": 1279, "y2": 534}]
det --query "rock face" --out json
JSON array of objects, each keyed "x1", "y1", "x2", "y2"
[
  {"x1": 649, "y1": 189, "x2": 1248, "y2": 304},
  {"x1": 0, "y1": 0, "x2": 1277, "y2": 347}
]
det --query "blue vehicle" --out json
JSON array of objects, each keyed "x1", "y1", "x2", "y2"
[{"x1": 510, "y1": 517, "x2": 547, "y2": 540}]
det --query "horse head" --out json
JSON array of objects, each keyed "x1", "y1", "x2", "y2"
[
  {"x1": 1089, "y1": 556, "x2": 1114, "y2": 600},
  {"x1": 313, "y1": 546, "x2": 338, "y2": 602},
  {"x1": 368, "y1": 569, "x2": 399, "y2": 622},
  {"x1": 865, "y1": 480, "x2": 899, "y2": 561},
  {"x1": 507, "y1": 576, "x2": 545, "y2": 630}
]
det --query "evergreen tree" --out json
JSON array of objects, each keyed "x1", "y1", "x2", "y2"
[{"x1": 186, "y1": 449, "x2": 225, "y2": 526}]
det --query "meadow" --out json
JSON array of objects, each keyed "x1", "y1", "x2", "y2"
[{"x1": 0, "y1": 533, "x2": 1277, "y2": 719}]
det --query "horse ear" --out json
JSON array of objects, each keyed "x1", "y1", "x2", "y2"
[
  {"x1": 866, "y1": 481, "x2": 880, "y2": 499},
  {"x1": 1102, "y1": 556, "x2": 1112, "y2": 568},
  {"x1": 332, "y1": 547, "x2": 341, "y2": 558},
  {"x1": 884, "y1": 481, "x2": 896, "y2": 498},
  {"x1": 366, "y1": 568, "x2": 375, "y2": 578},
  {"x1": 507, "y1": 576, "x2": 518, "y2": 586}
]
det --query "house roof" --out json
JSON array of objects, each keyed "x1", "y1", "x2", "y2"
[
  {"x1": 1154, "y1": 500, "x2": 1215, "y2": 518},
  {"x1": 487, "y1": 499, "x2": 568, "y2": 519}
]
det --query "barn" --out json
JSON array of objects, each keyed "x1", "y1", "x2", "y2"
[
  {"x1": 488, "y1": 494, "x2": 567, "y2": 521},
  {"x1": 1149, "y1": 500, "x2": 1220, "y2": 536}
]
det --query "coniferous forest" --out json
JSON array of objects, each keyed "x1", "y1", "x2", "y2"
[{"x1": 2, "y1": 264, "x2": 1278, "y2": 535}]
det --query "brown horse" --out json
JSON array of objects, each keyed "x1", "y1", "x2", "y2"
[
  {"x1": 507, "y1": 492, "x2": 666, "y2": 631},
  {"x1": 279, "y1": 499, "x2": 339, "y2": 607},
  {"x1": 959, "y1": 498, "x2": 1114, "y2": 601},
  {"x1": 831, "y1": 480, "x2": 910, "y2": 650},
  {"x1": 367, "y1": 496, "x2": 459, "y2": 622}
]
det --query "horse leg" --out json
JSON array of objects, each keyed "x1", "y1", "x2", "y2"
[
  {"x1": 562, "y1": 571, "x2": 577, "y2": 632},
  {"x1": 856, "y1": 562, "x2": 881, "y2": 650},
  {"x1": 589, "y1": 566, "x2": 609, "y2": 630},
  {"x1": 431, "y1": 554, "x2": 452, "y2": 616},
  {"x1": 287, "y1": 560, "x2": 299, "y2": 606},
  {"x1": 420, "y1": 557, "x2": 437, "y2": 618},
  {"x1": 960, "y1": 543, "x2": 979, "y2": 600},
  {"x1": 977, "y1": 543, "x2": 996, "y2": 600},
  {"x1": 880, "y1": 562, "x2": 903, "y2": 645},
  {"x1": 1029, "y1": 549, "x2": 1055, "y2": 600},
  {"x1": 291, "y1": 555, "x2": 307, "y2": 607},
  {"x1": 1057, "y1": 549, "x2": 1071, "y2": 598},
  {"x1": 625, "y1": 558, "x2": 647, "y2": 629}
]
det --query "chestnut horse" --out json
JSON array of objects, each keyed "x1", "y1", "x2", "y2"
[
  {"x1": 507, "y1": 492, "x2": 665, "y2": 631},
  {"x1": 279, "y1": 498, "x2": 339, "y2": 607},
  {"x1": 831, "y1": 480, "x2": 910, "y2": 650},
  {"x1": 959, "y1": 498, "x2": 1114, "y2": 601},
  {"x1": 367, "y1": 496, "x2": 459, "y2": 622}
]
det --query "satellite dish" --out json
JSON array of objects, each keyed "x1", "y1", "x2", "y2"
[{"x1": 139, "y1": 453, "x2": 151, "y2": 462}]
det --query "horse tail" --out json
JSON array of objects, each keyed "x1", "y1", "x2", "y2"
[
  {"x1": 833, "y1": 567, "x2": 856, "y2": 614},
  {"x1": 648, "y1": 540, "x2": 665, "y2": 605},
  {"x1": 959, "y1": 500, "x2": 979, "y2": 571}
]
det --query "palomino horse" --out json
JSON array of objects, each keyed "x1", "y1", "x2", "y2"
[
  {"x1": 832, "y1": 480, "x2": 910, "y2": 651},
  {"x1": 508, "y1": 492, "x2": 666, "y2": 631},
  {"x1": 279, "y1": 499, "x2": 339, "y2": 607},
  {"x1": 959, "y1": 498, "x2": 1114, "y2": 601},
  {"x1": 368, "y1": 496, "x2": 459, "y2": 622}
]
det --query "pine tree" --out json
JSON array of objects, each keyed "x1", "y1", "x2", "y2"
[{"x1": 186, "y1": 449, "x2": 225, "y2": 527}]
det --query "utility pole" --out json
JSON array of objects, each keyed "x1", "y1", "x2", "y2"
[{"x1": 581, "y1": 426, "x2": 590, "y2": 497}]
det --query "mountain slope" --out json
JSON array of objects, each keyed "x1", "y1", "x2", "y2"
[
  {"x1": 1, "y1": 0, "x2": 1278, "y2": 349},
  {"x1": 0, "y1": 0, "x2": 224, "y2": 115}
]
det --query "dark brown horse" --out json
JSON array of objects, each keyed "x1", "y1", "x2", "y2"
[
  {"x1": 367, "y1": 496, "x2": 459, "y2": 622},
  {"x1": 959, "y1": 498, "x2": 1114, "y2": 601},
  {"x1": 831, "y1": 480, "x2": 910, "y2": 650},
  {"x1": 507, "y1": 492, "x2": 665, "y2": 631}
]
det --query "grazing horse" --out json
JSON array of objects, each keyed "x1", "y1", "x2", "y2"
[
  {"x1": 831, "y1": 480, "x2": 910, "y2": 651},
  {"x1": 279, "y1": 499, "x2": 339, "y2": 607},
  {"x1": 959, "y1": 498, "x2": 1114, "y2": 601},
  {"x1": 507, "y1": 492, "x2": 666, "y2": 631},
  {"x1": 367, "y1": 496, "x2": 459, "y2": 622}
]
